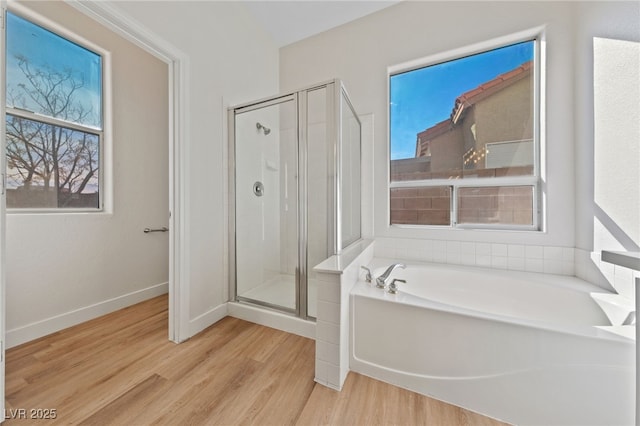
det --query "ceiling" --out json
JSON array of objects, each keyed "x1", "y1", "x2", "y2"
[{"x1": 242, "y1": 1, "x2": 401, "y2": 47}]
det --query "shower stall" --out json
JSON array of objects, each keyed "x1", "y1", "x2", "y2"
[{"x1": 228, "y1": 80, "x2": 361, "y2": 320}]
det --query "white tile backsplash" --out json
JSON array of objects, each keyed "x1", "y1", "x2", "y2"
[
  {"x1": 562, "y1": 247, "x2": 575, "y2": 262},
  {"x1": 460, "y1": 253, "x2": 476, "y2": 266},
  {"x1": 374, "y1": 238, "x2": 587, "y2": 279},
  {"x1": 544, "y1": 259, "x2": 564, "y2": 275},
  {"x1": 476, "y1": 254, "x2": 492, "y2": 267},
  {"x1": 525, "y1": 245, "x2": 544, "y2": 259},
  {"x1": 491, "y1": 243, "x2": 508, "y2": 257},
  {"x1": 476, "y1": 243, "x2": 491, "y2": 256},
  {"x1": 508, "y1": 244, "x2": 525, "y2": 258},
  {"x1": 543, "y1": 246, "x2": 563, "y2": 260},
  {"x1": 508, "y1": 256, "x2": 525, "y2": 271},
  {"x1": 525, "y1": 258, "x2": 544, "y2": 273},
  {"x1": 492, "y1": 256, "x2": 508, "y2": 270},
  {"x1": 460, "y1": 241, "x2": 476, "y2": 254}
]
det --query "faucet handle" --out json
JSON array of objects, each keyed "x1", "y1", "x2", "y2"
[
  {"x1": 361, "y1": 266, "x2": 372, "y2": 283},
  {"x1": 388, "y1": 278, "x2": 406, "y2": 294}
]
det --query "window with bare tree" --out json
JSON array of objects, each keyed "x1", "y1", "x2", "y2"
[{"x1": 6, "y1": 11, "x2": 102, "y2": 210}]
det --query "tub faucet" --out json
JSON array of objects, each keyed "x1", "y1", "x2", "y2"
[
  {"x1": 388, "y1": 279, "x2": 406, "y2": 294},
  {"x1": 376, "y1": 263, "x2": 406, "y2": 288},
  {"x1": 361, "y1": 266, "x2": 373, "y2": 283}
]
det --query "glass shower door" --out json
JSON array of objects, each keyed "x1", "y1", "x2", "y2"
[{"x1": 234, "y1": 96, "x2": 298, "y2": 313}]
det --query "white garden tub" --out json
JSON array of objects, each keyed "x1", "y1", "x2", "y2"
[{"x1": 350, "y1": 259, "x2": 635, "y2": 426}]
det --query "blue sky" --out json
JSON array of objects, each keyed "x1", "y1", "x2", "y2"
[
  {"x1": 6, "y1": 11, "x2": 102, "y2": 129},
  {"x1": 390, "y1": 41, "x2": 534, "y2": 160}
]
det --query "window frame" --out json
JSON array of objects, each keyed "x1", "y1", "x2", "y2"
[
  {"x1": 387, "y1": 27, "x2": 545, "y2": 231},
  {"x1": 5, "y1": 6, "x2": 110, "y2": 213}
]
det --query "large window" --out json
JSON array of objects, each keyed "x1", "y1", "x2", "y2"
[
  {"x1": 5, "y1": 11, "x2": 103, "y2": 210},
  {"x1": 389, "y1": 35, "x2": 541, "y2": 229}
]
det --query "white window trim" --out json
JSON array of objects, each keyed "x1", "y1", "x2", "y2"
[
  {"x1": 387, "y1": 26, "x2": 546, "y2": 232},
  {"x1": 6, "y1": 2, "x2": 112, "y2": 214}
]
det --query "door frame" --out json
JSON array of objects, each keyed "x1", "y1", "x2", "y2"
[
  {"x1": 65, "y1": 0, "x2": 190, "y2": 343},
  {"x1": 1, "y1": 0, "x2": 8, "y2": 412}
]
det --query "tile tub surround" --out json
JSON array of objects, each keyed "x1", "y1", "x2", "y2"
[
  {"x1": 377, "y1": 237, "x2": 639, "y2": 297},
  {"x1": 375, "y1": 237, "x2": 577, "y2": 277},
  {"x1": 312, "y1": 239, "x2": 374, "y2": 390}
]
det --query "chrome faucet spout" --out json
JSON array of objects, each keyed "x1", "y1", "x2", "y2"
[{"x1": 376, "y1": 263, "x2": 406, "y2": 288}]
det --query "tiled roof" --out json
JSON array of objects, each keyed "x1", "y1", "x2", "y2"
[
  {"x1": 414, "y1": 61, "x2": 533, "y2": 156},
  {"x1": 451, "y1": 61, "x2": 532, "y2": 124},
  {"x1": 417, "y1": 119, "x2": 451, "y2": 143}
]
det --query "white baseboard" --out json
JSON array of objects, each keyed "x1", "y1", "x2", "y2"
[
  {"x1": 6, "y1": 282, "x2": 169, "y2": 348},
  {"x1": 227, "y1": 302, "x2": 316, "y2": 339},
  {"x1": 188, "y1": 303, "x2": 228, "y2": 337}
]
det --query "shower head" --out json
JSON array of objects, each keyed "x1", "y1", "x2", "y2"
[{"x1": 256, "y1": 122, "x2": 271, "y2": 135}]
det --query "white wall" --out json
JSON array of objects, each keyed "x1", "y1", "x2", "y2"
[
  {"x1": 573, "y1": 1, "x2": 640, "y2": 296},
  {"x1": 104, "y1": 1, "x2": 280, "y2": 334},
  {"x1": 6, "y1": 0, "x2": 169, "y2": 346},
  {"x1": 281, "y1": 1, "x2": 577, "y2": 248}
]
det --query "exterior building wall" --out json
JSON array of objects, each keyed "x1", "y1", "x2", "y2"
[
  {"x1": 458, "y1": 186, "x2": 534, "y2": 225},
  {"x1": 429, "y1": 126, "x2": 464, "y2": 174},
  {"x1": 391, "y1": 69, "x2": 533, "y2": 225},
  {"x1": 474, "y1": 76, "x2": 533, "y2": 160},
  {"x1": 390, "y1": 187, "x2": 451, "y2": 226}
]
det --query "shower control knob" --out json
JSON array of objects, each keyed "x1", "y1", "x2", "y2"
[{"x1": 253, "y1": 181, "x2": 264, "y2": 197}]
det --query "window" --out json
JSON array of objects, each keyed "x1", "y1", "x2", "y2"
[
  {"x1": 389, "y1": 35, "x2": 541, "y2": 230},
  {"x1": 5, "y1": 11, "x2": 103, "y2": 210}
]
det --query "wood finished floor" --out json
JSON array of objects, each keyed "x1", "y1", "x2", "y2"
[{"x1": 5, "y1": 295, "x2": 509, "y2": 425}]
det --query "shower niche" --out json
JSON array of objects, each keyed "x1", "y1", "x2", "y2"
[{"x1": 229, "y1": 80, "x2": 361, "y2": 320}]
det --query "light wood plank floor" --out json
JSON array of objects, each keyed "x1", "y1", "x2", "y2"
[{"x1": 5, "y1": 295, "x2": 509, "y2": 425}]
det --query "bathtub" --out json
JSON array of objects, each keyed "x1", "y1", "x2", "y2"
[{"x1": 350, "y1": 259, "x2": 635, "y2": 426}]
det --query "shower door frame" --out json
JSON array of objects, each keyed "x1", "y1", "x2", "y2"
[
  {"x1": 229, "y1": 79, "x2": 359, "y2": 321},
  {"x1": 228, "y1": 93, "x2": 303, "y2": 316}
]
